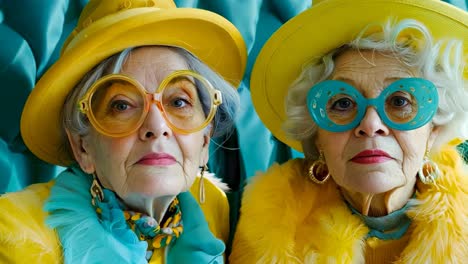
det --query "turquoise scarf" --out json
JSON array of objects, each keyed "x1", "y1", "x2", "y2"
[{"x1": 44, "y1": 165, "x2": 224, "y2": 263}]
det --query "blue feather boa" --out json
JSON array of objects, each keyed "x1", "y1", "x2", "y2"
[
  {"x1": 45, "y1": 166, "x2": 148, "y2": 263},
  {"x1": 44, "y1": 165, "x2": 225, "y2": 264}
]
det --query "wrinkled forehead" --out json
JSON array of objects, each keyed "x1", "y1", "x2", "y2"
[
  {"x1": 119, "y1": 47, "x2": 191, "y2": 92},
  {"x1": 331, "y1": 50, "x2": 419, "y2": 96}
]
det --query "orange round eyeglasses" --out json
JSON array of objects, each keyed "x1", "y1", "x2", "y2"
[{"x1": 78, "y1": 70, "x2": 222, "y2": 137}]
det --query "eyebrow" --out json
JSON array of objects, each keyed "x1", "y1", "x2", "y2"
[
  {"x1": 169, "y1": 75, "x2": 196, "y2": 84},
  {"x1": 331, "y1": 76, "x2": 356, "y2": 85},
  {"x1": 329, "y1": 75, "x2": 418, "y2": 98},
  {"x1": 142, "y1": 74, "x2": 196, "y2": 93},
  {"x1": 331, "y1": 73, "x2": 415, "y2": 86}
]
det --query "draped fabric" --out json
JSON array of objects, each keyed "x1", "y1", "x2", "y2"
[{"x1": 1, "y1": 0, "x2": 88, "y2": 193}]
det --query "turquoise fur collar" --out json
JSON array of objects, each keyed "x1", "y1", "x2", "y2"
[{"x1": 44, "y1": 165, "x2": 224, "y2": 263}]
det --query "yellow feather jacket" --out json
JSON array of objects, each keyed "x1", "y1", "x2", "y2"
[
  {"x1": 0, "y1": 175, "x2": 229, "y2": 263},
  {"x1": 230, "y1": 140, "x2": 468, "y2": 263}
]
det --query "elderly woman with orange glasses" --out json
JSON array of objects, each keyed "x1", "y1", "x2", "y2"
[{"x1": 0, "y1": 0, "x2": 246, "y2": 263}]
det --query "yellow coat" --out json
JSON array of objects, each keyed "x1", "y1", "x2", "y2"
[
  {"x1": 0, "y1": 175, "x2": 229, "y2": 264},
  {"x1": 230, "y1": 140, "x2": 468, "y2": 263}
]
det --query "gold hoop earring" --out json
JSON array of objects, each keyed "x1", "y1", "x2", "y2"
[
  {"x1": 199, "y1": 165, "x2": 208, "y2": 204},
  {"x1": 418, "y1": 151, "x2": 440, "y2": 185},
  {"x1": 90, "y1": 174, "x2": 104, "y2": 206},
  {"x1": 307, "y1": 151, "x2": 330, "y2": 184}
]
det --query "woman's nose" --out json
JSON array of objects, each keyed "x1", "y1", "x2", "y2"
[
  {"x1": 139, "y1": 104, "x2": 172, "y2": 140},
  {"x1": 354, "y1": 107, "x2": 390, "y2": 137}
]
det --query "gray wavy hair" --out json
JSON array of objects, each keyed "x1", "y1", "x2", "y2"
[
  {"x1": 61, "y1": 46, "x2": 240, "y2": 157},
  {"x1": 284, "y1": 18, "x2": 468, "y2": 159}
]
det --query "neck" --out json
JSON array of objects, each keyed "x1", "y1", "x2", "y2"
[
  {"x1": 123, "y1": 194, "x2": 176, "y2": 223},
  {"x1": 341, "y1": 180, "x2": 415, "y2": 216}
]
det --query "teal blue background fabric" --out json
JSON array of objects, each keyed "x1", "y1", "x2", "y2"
[
  {"x1": 1, "y1": 0, "x2": 468, "y2": 254},
  {"x1": 1, "y1": 0, "x2": 88, "y2": 193}
]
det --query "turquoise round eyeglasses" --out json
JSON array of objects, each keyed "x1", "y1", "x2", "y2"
[{"x1": 306, "y1": 78, "x2": 438, "y2": 132}]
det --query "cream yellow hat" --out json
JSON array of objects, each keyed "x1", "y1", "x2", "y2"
[
  {"x1": 21, "y1": 0, "x2": 247, "y2": 166},
  {"x1": 251, "y1": 0, "x2": 467, "y2": 152}
]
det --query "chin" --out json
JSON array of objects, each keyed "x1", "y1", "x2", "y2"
[
  {"x1": 346, "y1": 173, "x2": 404, "y2": 194},
  {"x1": 345, "y1": 164, "x2": 405, "y2": 194},
  {"x1": 131, "y1": 176, "x2": 184, "y2": 197},
  {"x1": 132, "y1": 187, "x2": 182, "y2": 198},
  {"x1": 353, "y1": 183, "x2": 396, "y2": 194}
]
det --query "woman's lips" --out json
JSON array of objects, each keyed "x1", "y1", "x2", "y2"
[
  {"x1": 137, "y1": 153, "x2": 176, "y2": 166},
  {"x1": 350, "y1": 149, "x2": 393, "y2": 164}
]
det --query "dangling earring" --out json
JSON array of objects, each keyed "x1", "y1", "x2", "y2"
[
  {"x1": 199, "y1": 165, "x2": 208, "y2": 204},
  {"x1": 90, "y1": 174, "x2": 104, "y2": 206},
  {"x1": 418, "y1": 150, "x2": 440, "y2": 185},
  {"x1": 307, "y1": 151, "x2": 330, "y2": 184}
]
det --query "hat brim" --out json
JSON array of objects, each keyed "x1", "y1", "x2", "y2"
[
  {"x1": 21, "y1": 8, "x2": 246, "y2": 166},
  {"x1": 251, "y1": 0, "x2": 468, "y2": 152}
]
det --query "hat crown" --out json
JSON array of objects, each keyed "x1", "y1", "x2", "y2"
[
  {"x1": 63, "y1": 0, "x2": 176, "y2": 53},
  {"x1": 312, "y1": 0, "x2": 325, "y2": 5}
]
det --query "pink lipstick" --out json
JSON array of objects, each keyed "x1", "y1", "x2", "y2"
[
  {"x1": 137, "y1": 153, "x2": 176, "y2": 166},
  {"x1": 350, "y1": 149, "x2": 392, "y2": 164}
]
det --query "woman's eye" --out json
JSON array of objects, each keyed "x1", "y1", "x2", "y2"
[
  {"x1": 171, "y1": 98, "x2": 190, "y2": 108},
  {"x1": 110, "y1": 100, "x2": 131, "y2": 111},
  {"x1": 390, "y1": 96, "x2": 409, "y2": 107},
  {"x1": 331, "y1": 98, "x2": 354, "y2": 110}
]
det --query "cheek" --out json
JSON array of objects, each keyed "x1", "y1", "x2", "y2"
[
  {"x1": 397, "y1": 127, "x2": 430, "y2": 156},
  {"x1": 177, "y1": 136, "x2": 201, "y2": 157},
  {"x1": 316, "y1": 131, "x2": 350, "y2": 181},
  {"x1": 394, "y1": 127, "x2": 431, "y2": 175},
  {"x1": 317, "y1": 130, "x2": 349, "y2": 160},
  {"x1": 176, "y1": 133, "x2": 206, "y2": 175},
  {"x1": 88, "y1": 135, "x2": 134, "y2": 186},
  {"x1": 93, "y1": 137, "x2": 132, "y2": 164}
]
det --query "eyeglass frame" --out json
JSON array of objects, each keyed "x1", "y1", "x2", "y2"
[
  {"x1": 78, "y1": 70, "x2": 222, "y2": 137},
  {"x1": 306, "y1": 78, "x2": 439, "y2": 132}
]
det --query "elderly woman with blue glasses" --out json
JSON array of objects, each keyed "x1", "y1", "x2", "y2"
[
  {"x1": 0, "y1": 0, "x2": 246, "y2": 263},
  {"x1": 230, "y1": 0, "x2": 468, "y2": 263}
]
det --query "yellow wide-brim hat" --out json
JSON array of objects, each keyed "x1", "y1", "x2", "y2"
[
  {"x1": 251, "y1": 0, "x2": 468, "y2": 152},
  {"x1": 21, "y1": 0, "x2": 246, "y2": 166}
]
